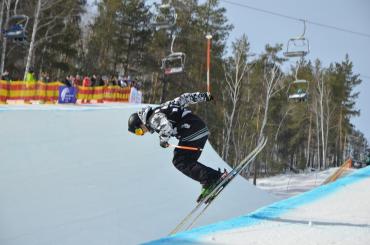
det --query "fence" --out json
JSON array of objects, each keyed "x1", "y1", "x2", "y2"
[
  {"x1": 0, "y1": 80, "x2": 131, "y2": 104},
  {"x1": 322, "y1": 158, "x2": 353, "y2": 185}
]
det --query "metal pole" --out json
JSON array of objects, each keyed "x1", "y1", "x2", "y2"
[{"x1": 206, "y1": 34, "x2": 212, "y2": 93}]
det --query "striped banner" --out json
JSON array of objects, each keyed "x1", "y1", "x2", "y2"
[{"x1": 0, "y1": 80, "x2": 131, "y2": 104}]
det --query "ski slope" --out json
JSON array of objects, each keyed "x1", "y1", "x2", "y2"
[
  {"x1": 250, "y1": 168, "x2": 350, "y2": 198},
  {"x1": 147, "y1": 166, "x2": 370, "y2": 245},
  {"x1": 0, "y1": 104, "x2": 277, "y2": 245}
]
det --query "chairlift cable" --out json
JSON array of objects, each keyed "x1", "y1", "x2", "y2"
[
  {"x1": 221, "y1": 0, "x2": 370, "y2": 39},
  {"x1": 360, "y1": 75, "x2": 370, "y2": 80},
  {"x1": 360, "y1": 74, "x2": 370, "y2": 79}
]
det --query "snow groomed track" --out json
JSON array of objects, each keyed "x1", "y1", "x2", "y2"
[
  {"x1": 0, "y1": 104, "x2": 277, "y2": 245},
  {"x1": 145, "y1": 166, "x2": 370, "y2": 245}
]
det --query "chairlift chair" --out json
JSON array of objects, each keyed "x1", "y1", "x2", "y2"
[
  {"x1": 4, "y1": 15, "x2": 29, "y2": 41},
  {"x1": 161, "y1": 33, "x2": 186, "y2": 75},
  {"x1": 284, "y1": 20, "x2": 311, "y2": 102},
  {"x1": 287, "y1": 79, "x2": 309, "y2": 102},
  {"x1": 283, "y1": 37, "x2": 310, "y2": 58},
  {"x1": 161, "y1": 52, "x2": 186, "y2": 75},
  {"x1": 152, "y1": 1, "x2": 177, "y2": 30},
  {"x1": 283, "y1": 20, "x2": 310, "y2": 58}
]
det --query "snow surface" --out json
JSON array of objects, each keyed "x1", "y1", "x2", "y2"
[
  {"x1": 147, "y1": 166, "x2": 370, "y2": 245},
  {"x1": 0, "y1": 104, "x2": 277, "y2": 245},
  {"x1": 249, "y1": 168, "x2": 352, "y2": 198}
]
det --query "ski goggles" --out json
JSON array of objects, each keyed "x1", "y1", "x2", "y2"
[{"x1": 135, "y1": 127, "x2": 144, "y2": 136}]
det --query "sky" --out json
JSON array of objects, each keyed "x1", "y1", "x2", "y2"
[{"x1": 86, "y1": 0, "x2": 370, "y2": 142}]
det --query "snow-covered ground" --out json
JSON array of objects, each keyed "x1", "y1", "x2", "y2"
[
  {"x1": 147, "y1": 166, "x2": 370, "y2": 244},
  {"x1": 3, "y1": 104, "x2": 367, "y2": 245},
  {"x1": 250, "y1": 168, "x2": 353, "y2": 198},
  {"x1": 0, "y1": 104, "x2": 277, "y2": 245}
]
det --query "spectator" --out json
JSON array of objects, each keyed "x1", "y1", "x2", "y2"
[
  {"x1": 82, "y1": 76, "x2": 91, "y2": 87},
  {"x1": 118, "y1": 76, "x2": 127, "y2": 87},
  {"x1": 91, "y1": 74, "x2": 97, "y2": 87},
  {"x1": 25, "y1": 68, "x2": 36, "y2": 83},
  {"x1": 102, "y1": 75, "x2": 109, "y2": 86},
  {"x1": 1, "y1": 70, "x2": 11, "y2": 81},
  {"x1": 82, "y1": 76, "x2": 91, "y2": 104},
  {"x1": 123, "y1": 76, "x2": 132, "y2": 87},
  {"x1": 74, "y1": 74, "x2": 82, "y2": 86},
  {"x1": 1, "y1": 70, "x2": 11, "y2": 104},
  {"x1": 40, "y1": 72, "x2": 50, "y2": 83},
  {"x1": 129, "y1": 80, "x2": 142, "y2": 104},
  {"x1": 97, "y1": 76, "x2": 104, "y2": 86},
  {"x1": 63, "y1": 75, "x2": 72, "y2": 87},
  {"x1": 109, "y1": 76, "x2": 118, "y2": 86},
  {"x1": 136, "y1": 82, "x2": 143, "y2": 103},
  {"x1": 24, "y1": 68, "x2": 36, "y2": 104}
]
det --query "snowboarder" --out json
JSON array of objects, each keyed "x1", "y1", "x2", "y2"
[{"x1": 128, "y1": 92, "x2": 226, "y2": 202}]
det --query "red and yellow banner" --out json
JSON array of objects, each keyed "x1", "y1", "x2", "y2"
[{"x1": 0, "y1": 80, "x2": 131, "y2": 104}]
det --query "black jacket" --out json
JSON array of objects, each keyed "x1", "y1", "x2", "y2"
[{"x1": 138, "y1": 92, "x2": 210, "y2": 144}]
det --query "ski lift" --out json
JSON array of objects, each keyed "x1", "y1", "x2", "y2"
[
  {"x1": 286, "y1": 58, "x2": 310, "y2": 102},
  {"x1": 287, "y1": 79, "x2": 309, "y2": 102},
  {"x1": 161, "y1": 34, "x2": 186, "y2": 75},
  {"x1": 152, "y1": 1, "x2": 177, "y2": 30},
  {"x1": 4, "y1": 15, "x2": 29, "y2": 42},
  {"x1": 284, "y1": 20, "x2": 310, "y2": 102},
  {"x1": 161, "y1": 52, "x2": 186, "y2": 75},
  {"x1": 283, "y1": 20, "x2": 310, "y2": 58}
]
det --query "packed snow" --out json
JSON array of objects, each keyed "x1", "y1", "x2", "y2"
[
  {"x1": 201, "y1": 167, "x2": 370, "y2": 244},
  {"x1": 0, "y1": 104, "x2": 277, "y2": 245},
  {"x1": 147, "y1": 166, "x2": 370, "y2": 244},
  {"x1": 249, "y1": 168, "x2": 353, "y2": 198},
  {"x1": 2, "y1": 104, "x2": 367, "y2": 245}
]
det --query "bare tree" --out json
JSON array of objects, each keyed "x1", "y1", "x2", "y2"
[
  {"x1": 0, "y1": 0, "x2": 12, "y2": 75},
  {"x1": 14, "y1": 0, "x2": 20, "y2": 14},
  {"x1": 314, "y1": 64, "x2": 336, "y2": 169},
  {"x1": 315, "y1": 67, "x2": 326, "y2": 168},
  {"x1": 24, "y1": 0, "x2": 74, "y2": 79},
  {"x1": 221, "y1": 35, "x2": 251, "y2": 163},
  {"x1": 0, "y1": 0, "x2": 5, "y2": 39},
  {"x1": 305, "y1": 110, "x2": 313, "y2": 168},
  {"x1": 252, "y1": 56, "x2": 284, "y2": 184}
]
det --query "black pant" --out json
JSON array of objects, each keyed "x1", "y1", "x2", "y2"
[{"x1": 172, "y1": 136, "x2": 221, "y2": 187}]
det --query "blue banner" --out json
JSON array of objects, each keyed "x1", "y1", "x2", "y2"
[{"x1": 58, "y1": 86, "x2": 77, "y2": 104}]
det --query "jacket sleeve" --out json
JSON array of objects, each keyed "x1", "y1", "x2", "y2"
[
  {"x1": 165, "y1": 92, "x2": 209, "y2": 108},
  {"x1": 148, "y1": 112, "x2": 174, "y2": 143}
]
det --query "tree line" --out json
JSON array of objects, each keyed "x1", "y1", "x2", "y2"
[{"x1": 0, "y1": 0, "x2": 367, "y2": 180}]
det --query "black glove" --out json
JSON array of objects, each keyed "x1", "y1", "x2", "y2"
[
  {"x1": 206, "y1": 92, "x2": 214, "y2": 101},
  {"x1": 160, "y1": 140, "x2": 169, "y2": 148}
]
